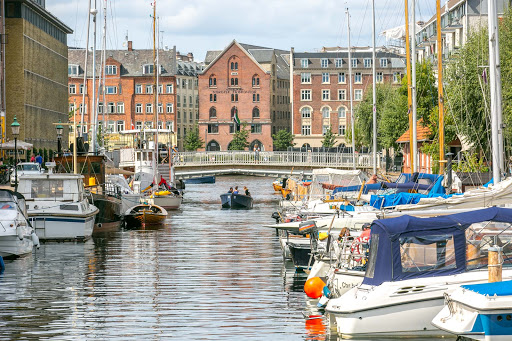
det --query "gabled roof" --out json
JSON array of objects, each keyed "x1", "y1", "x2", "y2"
[
  {"x1": 202, "y1": 40, "x2": 290, "y2": 79},
  {"x1": 396, "y1": 119, "x2": 432, "y2": 143}
]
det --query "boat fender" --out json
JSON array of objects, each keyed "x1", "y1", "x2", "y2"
[
  {"x1": 317, "y1": 294, "x2": 329, "y2": 308},
  {"x1": 322, "y1": 285, "x2": 331, "y2": 298},
  {"x1": 0, "y1": 256, "x2": 4, "y2": 273},
  {"x1": 31, "y1": 231, "x2": 40, "y2": 248},
  {"x1": 16, "y1": 225, "x2": 23, "y2": 240}
]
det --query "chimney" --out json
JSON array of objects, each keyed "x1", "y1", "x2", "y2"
[
  {"x1": 127, "y1": 41, "x2": 133, "y2": 51},
  {"x1": 187, "y1": 52, "x2": 194, "y2": 61}
]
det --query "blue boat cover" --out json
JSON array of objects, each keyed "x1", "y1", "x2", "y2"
[
  {"x1": 461, "y1": 280, "x2": 512, "y2": 296},
  {"x1": 362, "y1": 207, "x2": 512, "y2": 286}
]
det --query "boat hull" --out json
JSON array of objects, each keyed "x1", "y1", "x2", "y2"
[
  {"x1": 184, "y1": 176, "x2": 215, "y2": 184},
  {"x1": 92, "y1": 193, "x2": 122, "y2": 231},
  {"x1": 0, "y1": 234, "x2": 33, "y2": 258},
  {"x1": 220, "y1": 193, "x2": 253, "y2": 209},
  {"x1": 149, "y1": 195, "x2": 182, "y2": 210},
  {"x1": 124, "y1": 204, "x2": 167, "y2": 228},
  {"x1": 29, "y1": 215, "x2": 95, "y2": 241}
]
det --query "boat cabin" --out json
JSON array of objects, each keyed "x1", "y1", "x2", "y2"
[
  {"x1": 18, "y1": 174, "x2": 86, "y2": 203},
  {"x1": 363, "y1": 207, "x2": 512, "y2": 286}
]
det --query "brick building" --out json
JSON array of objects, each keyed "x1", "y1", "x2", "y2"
[
  {"x1": 68, "y1": 43, "x2": 180, "y2": 150},
  {"x1": 291, "y1": 48, "x2": 406, "y2": 148},
  {"x1": 4, "y1": 0, "x2": 72, "y2": 151},
  {"x1": 198, "y1": 40, "x2": 291, "y2": 151}
]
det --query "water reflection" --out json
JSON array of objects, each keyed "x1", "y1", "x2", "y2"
[{"x1": 0, "y1": 176, "x2": 333, "y2": 340}]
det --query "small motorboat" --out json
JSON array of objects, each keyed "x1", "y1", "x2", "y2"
[
  {"x1": 124, "y1": 204, "x2": 167, "y2": 228},
  {"x1": 220, "y1": 193, "x2": 253, "y2": 209},
  {"x1": 272, "y1": 178, "x2": 283, "y2": 192},
  {"x1": 184, "y1": 176, "x2": 215, "y2": 184}
]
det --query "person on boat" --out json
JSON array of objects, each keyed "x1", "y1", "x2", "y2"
[
  {"x1": 30, "y1": 154, "x2": 35, "y2": 162},
  {"x1": 244, "y1": 186, "x2": 251, "y2": 196},
  {"x1": 228, "y1": 187, "x2": 233, "y2": 193},
  {"x1": 233, "y1": 186, "x2": 239, "y2": 194},
  {"x1": 35, "y1": 154, "x2": 43, "y2": 165},
  {"x1": 338, "y1": 227, "x2": 350, "y2": 241},
  {"x1": 367, "y1": 174, "x2": 378, "y2": 184},
  {"x1": 351, "y1": 223, "x2": 371, "y2": 262}
]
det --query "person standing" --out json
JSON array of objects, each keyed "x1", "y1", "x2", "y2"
[
  {"x1": 35, "y1": 154, "x2": 43, "y2": 166},
  {"x1": 233, "y1": 186, "x2": 239, "y2": 194},
  {"x1": 254, "y1": 145, "x2": 260, "y2": 163},
  {"x1": 30, "y1": 154, "x2": 35, "y2": 162}
]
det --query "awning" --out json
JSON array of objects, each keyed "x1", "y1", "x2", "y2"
[{"x1": 0, "y1": 140, "x2": 33, "y2": 150}]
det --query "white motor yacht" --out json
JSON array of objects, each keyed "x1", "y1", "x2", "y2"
[
  {"x1": 325, "y1": 207, "x2": 512, "y2": 338},
  {"x1": 18, "y1": 171, "x2": 99, "y2": 241},
  {"x1": 0, "y1": 189, "x2": 39, "y2": 258}
]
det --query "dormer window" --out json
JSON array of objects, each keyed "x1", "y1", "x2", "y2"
[
  {"x1": 143, "y1": 64, "x2": 154, "y2": 74},
  {"x1": 68, "y1": 64, "x2": 79, "y2": 76},
  {"x1": 105, "y1": 65, "x2": 117, "y2": 75}
]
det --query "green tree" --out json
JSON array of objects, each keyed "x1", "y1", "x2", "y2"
[
  {"x1": 228, "y1": 123, "x2": 250, "y2": 150},
  {"x1": 183, "y1": 125, "x2": 204, "y2": 151},
  {"x1": 272, "y1": 129, "x2": 295, "y2": 150},
  {"x1": 321, "y1": 127, "x2": 337, "y2": 148}
]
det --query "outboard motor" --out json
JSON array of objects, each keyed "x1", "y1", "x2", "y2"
[
  {"x1": 298, "y1": 220, "x2": 319, "y2": 253},
  {"x1": 271, "y1": 211, "x2": 281, "y2": 223}
]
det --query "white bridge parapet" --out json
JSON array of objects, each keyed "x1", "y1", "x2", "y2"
[{"x1": 172, "y1": 151, "x2": 376, "y2": 168}]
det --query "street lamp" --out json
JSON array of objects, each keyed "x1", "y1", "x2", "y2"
[
  {"x1": 56, "y1": 120, "x2": 63, "y2": 157},
  {"x1": 11, "y1": 116, "x2": 20, "y2": 192}
]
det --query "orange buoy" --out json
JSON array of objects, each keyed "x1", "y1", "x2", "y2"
[{"x1": 304, "y1": 277, "x2": 325, "y2": 299}]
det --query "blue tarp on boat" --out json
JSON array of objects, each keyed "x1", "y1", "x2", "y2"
[
  {"x1": 363, "y1": 207, "x2": 512, "y2": 286},
  {"x1": 461, "y1": 280, "x2": 512, "y2": 296}
]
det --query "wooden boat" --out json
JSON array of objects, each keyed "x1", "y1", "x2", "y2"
[
  {"x1": 220, "y1": 193, "x2": 253, "y2": 209},
  {"x1": 184, "y1": 176, "x2": 215, "y2": 184},
  {"x1": 124, "y1": 204, "x2": 167, "y2": 228}
]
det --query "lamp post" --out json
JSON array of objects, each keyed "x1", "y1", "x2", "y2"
[
  {"x1": 56, "y1": 120, "x2": 63, "y2": 157},
  {"x1": 11, "y1": 116, "x2": 20, "y2": 192}
]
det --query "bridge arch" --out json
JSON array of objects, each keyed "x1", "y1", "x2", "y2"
[{"x1": 206, "y1": 140, "x2": 221, "y2": 151}]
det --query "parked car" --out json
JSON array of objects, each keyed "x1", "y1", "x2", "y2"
[{"x1": 10, "y1": 162, "x2": 44, "y2": 185}]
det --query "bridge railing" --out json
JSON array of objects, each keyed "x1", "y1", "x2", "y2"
[{"x1": 174, "y1": 151, "x2": 376, "y2": 168}]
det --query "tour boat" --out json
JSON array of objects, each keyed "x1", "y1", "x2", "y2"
[
  {"x1": 124, "y1": 204, "x2": 167, "y2": 228},
  {"x1": 432, "y1": 280, "x2": 512, "y2": 340},
  {"x1": 325, "y1": 207, "x2": 512, "y2": 338},
  {"x1": 0, "y1": 189, "x2": 39, "y2": 258},
  {"x1": 18, "y1": 172, "x2": 99, "y2": 241},
  {"x1": 220, "y1": 192, "x2": 253, "y2": 209}
]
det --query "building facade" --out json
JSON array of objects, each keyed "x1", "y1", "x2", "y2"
[
  {"x1": 68, "y1": 43, "x2": 180, "y2": 150},
  {"x1": 198, "y1": 40, "x2": 291, "y2": 151},
  {"x1": 4, "y1": 0, "x2": 72, "y2": 151},
  {"x1": 175, "y1": 57, "x2": 203, "y2": 150},
  {"x1": 291, "y1": 48, "x2": 406, "y2": 148}
]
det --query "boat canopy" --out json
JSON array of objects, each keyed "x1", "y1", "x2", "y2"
[
  {"x1": 363, "y1": 207, "x2": 512, "y2": 286},
  {"x1": 310, "y1": 168, "x2": 367, "y2": 197}
]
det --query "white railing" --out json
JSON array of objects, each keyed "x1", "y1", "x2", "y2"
[{"x1": 171, "y1": 151, "x2": 376, "y2": 169}]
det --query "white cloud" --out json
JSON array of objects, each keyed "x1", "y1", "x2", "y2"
[{"x1": 46, "y1": 0, "x2": 436, "y2": 61}]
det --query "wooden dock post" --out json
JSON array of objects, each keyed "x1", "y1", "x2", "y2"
[{"x1": 488, "y1": 246, "x2": 503, "y2": 283}]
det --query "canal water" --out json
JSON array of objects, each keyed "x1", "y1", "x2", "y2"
[{"x1": 0, "y1": 176, "x2": 332, "y2": 340}]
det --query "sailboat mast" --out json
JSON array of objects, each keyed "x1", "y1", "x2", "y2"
[
  {"x1": 411, "y1": 0, "x2": 418, "y2": 173},
  {"x1": 488, "y1": 0, "x2": 503, "y2": 183},
  {"x1": 437, "y1": 0, "x2": 445, "y2": 174},
  {"x1": 371, "y1": 0, "x2": 377, "y2": 174},
  {"x1": 101, "y1": 0, "x2": 107, "y2": 146},
  {"x1": 404, "y1": 0, "x2": 413, "y2": 173},
  {"x1": 346, "y1": 8, "x2": 356, "y2": 170},
  {"x1": 90, "y1": 0, "x2": 98, "y2": 154},
  {"x1": 81, "y1": 0, "x2": 92, "y2": 137},
  {"x1": 152, "y1": 1, "x2": 158, "y2": 185}
]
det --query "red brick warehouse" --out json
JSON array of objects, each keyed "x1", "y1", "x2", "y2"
[{"x1": 198, "y1": 40, "x2": 291, "y2": 151}]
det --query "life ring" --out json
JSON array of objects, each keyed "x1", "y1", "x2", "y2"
[{"x1": 351, "y1": 234, "x2": 370, "y2": 262}]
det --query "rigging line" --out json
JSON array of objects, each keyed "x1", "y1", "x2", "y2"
[
  {"x1": 355, "y1": 0, "x2": 371, "y2": 47},
  {"x1": 110, "y1": 0, "x2": 119, "y2": 49}
]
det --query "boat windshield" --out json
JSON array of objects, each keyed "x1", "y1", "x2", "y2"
[
  {"x1": 0, "y1": 201, "x2": 16, "y2": 210},
  {"x1": 399, "y1": 234, "x2": 456, "y2": 273},
  {"x1": 29, "y1": 180, "x2": 64, "y2": 199},
  {"x1": 466, "y1": 221, "x2": 512, "y2": 270},
  {"x1": 18, "y1": 164, "x2": 39, "y2": 171}
]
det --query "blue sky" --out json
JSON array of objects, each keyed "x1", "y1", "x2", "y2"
[{"x1": 47, "y1": 0, "x2": 437, "y2": 61}]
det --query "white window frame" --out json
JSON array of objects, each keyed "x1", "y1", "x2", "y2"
[
  {"x1": 69, "y1": 84, "x2": 76, "y2": 94},
  {"x1": 354, "y1": 89, "x2": 363, "y2": 101},
  {"x1": 301, "y1": 72, "x2": 311, "y2": 83},
  {"x1": 143, "y1": 64, "x2": 154, "y2": 74},
  {"x1": 335, "y1": 58, "x2": 343, "y2": 68},
  {"x1": 135, "y1": 103, "x2": 142, "y2": 114},
  {"x1": 338, "y1": 107, "x2": 346, "y2": 118},
  {"x1": 321, "y1": 58, "x2": 328, "y2": 68},
  {"x1": 117, "y1": 120, "x2": 125, "y2": 132},
  {"x1": 338, "y1": 124, "x2": 346, "y2": 136},
  {"x1": 301, "y1": 107, "x2": 311, "y2": 118},
  {"x1": 301, "y1": 125, "x2": 311, "y2": 136},
  {"x1": 146, "y1": 103, "x2": 153, "y2": 113},
  {"x1": 355, "y1": 72, "x2": 362, "y2": 83},
  {"x1": 107, "y1": 102, "x2": 115, "y2": 114},
  {"x1": 364, "y1": 58, "x2": 372, "y2": 68},
  {"x1": 105, "y1": 65, "x2": 117, "y2": 75},
  {"x1": 135, "y1": 121, "x2": 143, "y2": 130},
  {"x1": 380, "y1": 58, "x2": 388, "y2": 67},
  {"x1": 301, "y1": 89, "x2": 312, "y2": 101},
  {"x1": 393, "y1": 72, "x2": 401, "y2": 83},
  {"x1": 376, "y1": 72, "x2": 383, "y2": 83},
  {"x1": 338, "y1": 72, "x2": 346, "y2": 83},
  {"x1": 338, "y1": 89, "x2": 346, "y2": 100},
  {"x1": 105, "y1": 86, "x2": 117, "y2": 94},
  {"x1": 68, "y1": 64, "x2": 79, "y2": 76},
  {"x1": 351, "y1": 58, "x2": 358, "y2": 68},
  {"x1": 166, "y1": 121, "x2": 174, "y2": 131},
  {"x1": 117, "y1": 102, "x2": 125, "y2": 113},
  {"x1": 145, "y1": 85, "x2": 153, "y2": 94},
  {"x1": 322, "y1": 72, "x2": 330, "y2": 84},
  {"x1": 166, "y1": 103, "x2": 174, "y2": 113},
  {"x1": 166, "y1": 84, "x2": 174, "y2": 94},
  {"x1": 135, "y1": 84, "x2": 142, "y2": 94},
  {"x1": 158, "y1": 103, "x2": 163, "y2": 114},
  {"x1": 322, "y1": 107, "x2": 330, "y2": 118},
  {"x1": 322, "y1": 89, "x2": 330, "y2": 100},
  {"x1": 301, "y1": 59, "x2": 309, "y2": 68}
]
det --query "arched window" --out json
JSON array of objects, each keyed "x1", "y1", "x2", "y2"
[
  {"x1": 231, "y1": 106, "x2": 238, "y2": 119},
  {"x1": 230, "y1": 78, "x2": 239, "y2": 86},
  {"x1": 301, "y1": 107, "x2": 311, "y2": 118},
  {"x1": 228, "y1": 56, "x2": 240, "y2": 72},
  {"x1": 209, "y1": 75, "x2": 216, "y2": 87},
  {"x1": 234, "y1": 62, "x2": 238, "y2": 70},
  {"x1": 252, "y1": 75, "x2": 260, "y2": 87},
  {"x1": 338, "y1": 107, "x2": 346, "y2": 118},
  {"x1": 230, "y1": 62, "x2": 235, "y2": 70},
  {"x1": 252, "y1": 107, "x2": 260, "y2": 119},
  {"x1": 322, "y1": 107, "x2": 330, "y2": 118},
  {"x1": 209, "y1": 107, "x2": 217, "y2": 119}
]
